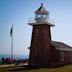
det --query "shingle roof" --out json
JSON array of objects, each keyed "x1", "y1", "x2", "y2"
[
  {"x1": 35, "y1": 3, "x2": 49, "y2": 14},
  {"x1": 51, "y1": 41, "x2": 72, "y2": 51}
]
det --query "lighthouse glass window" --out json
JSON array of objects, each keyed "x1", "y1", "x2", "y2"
[{"x1": 36, "y1": 14, "x2": 41, "y2": 18}]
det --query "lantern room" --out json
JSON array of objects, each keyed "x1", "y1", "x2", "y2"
[{"x1": 35, "y1": 3, "x2": 49, "y2": 23}]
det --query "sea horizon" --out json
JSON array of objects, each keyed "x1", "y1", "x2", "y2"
[{"x1": 0, "y1": 54, "x2": 29, "y2": 60}]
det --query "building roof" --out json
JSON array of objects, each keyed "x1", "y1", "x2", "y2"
[
  {"x1": 51, "y1": 41, "x2": 72, "y2": 51},
  {"x1": 35, "y1": 3, "x2": 49, "y2": 14}
]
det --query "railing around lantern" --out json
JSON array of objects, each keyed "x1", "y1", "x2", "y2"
[{"x1": 28, "y1": 17, "x2": 55, "y2": 25}]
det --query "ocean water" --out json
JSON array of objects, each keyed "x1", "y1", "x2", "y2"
[{"x1": 0, "y1": 54, "x2": 29, "y2": 60}]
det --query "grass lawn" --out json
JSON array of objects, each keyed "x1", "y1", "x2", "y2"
[{"x1": 0, "y1": 65, "x2": 72, "y2": 72}]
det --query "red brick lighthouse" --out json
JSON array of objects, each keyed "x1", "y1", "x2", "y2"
[{"x1": 28, "y1": 3, "x2": 54, "y2": 67}]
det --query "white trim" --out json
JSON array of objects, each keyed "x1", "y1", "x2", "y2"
[{"x1": 28, "y1": 22, "x2": 54, "y2": 27}]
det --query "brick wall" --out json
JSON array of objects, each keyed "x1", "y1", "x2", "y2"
[{"x1": 29, "y1": 24, "x2": 52, "y2": 67}]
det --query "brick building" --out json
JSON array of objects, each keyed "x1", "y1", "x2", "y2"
[{"x1": 28, "y1": 3, "x2": 72, "y2": 67}]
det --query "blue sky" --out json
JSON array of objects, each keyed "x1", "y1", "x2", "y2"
[{"x1": 0, "y1": 0, "x2": 72, "y2": 55}]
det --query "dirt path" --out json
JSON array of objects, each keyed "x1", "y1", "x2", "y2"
[{"x1": 0, "y1": 63, "x2": 28, "y2": 67}]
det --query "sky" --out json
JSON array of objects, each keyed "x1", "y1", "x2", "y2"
[{"x1": 0, "y1": 0, "x2": 72, "y2": 56}]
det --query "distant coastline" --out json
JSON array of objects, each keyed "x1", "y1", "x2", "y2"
[{"x1": 0, "y1": 54, "x2": 29, "y2": 60}]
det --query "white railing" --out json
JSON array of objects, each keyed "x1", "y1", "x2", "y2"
[
  {"x1": 28, "y1": 17, "x2": 54, "y2": 24},
  {"x1": 28, "y1": 17, "x2": 36, "y2": 23}
]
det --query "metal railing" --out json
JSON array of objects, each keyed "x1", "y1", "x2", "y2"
[{"x1": 28, "y1": 17, "x2": 54, "y2": 24}]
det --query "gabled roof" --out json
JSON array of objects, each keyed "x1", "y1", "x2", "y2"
[
  {"x1": 35, "y1": 3, "x2": 49, "y2": 14},
  {"x1": 51, "y1": 41, "x2": 72, "y2": 51}
]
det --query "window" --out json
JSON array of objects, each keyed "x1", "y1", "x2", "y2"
[
  {"x1": 70, "y1": 52, "x2": 72, "y2": 61},
  {"x1": 36, "y1": 48, "x2": 39, "y2": 56},
  {"x1": 37, "y1": 29, "x2": 39, "y2": 36},
  {"x1": 59, "y1": 52, "x2": 64, "y2": 61},
  {"x1": 36, "y1": 14, "x2": 41, "y2": 18}
]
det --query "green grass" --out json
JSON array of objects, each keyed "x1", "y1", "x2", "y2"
[{"x1": 0, "y1": 65, "x2": 72, "y2": 72}]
